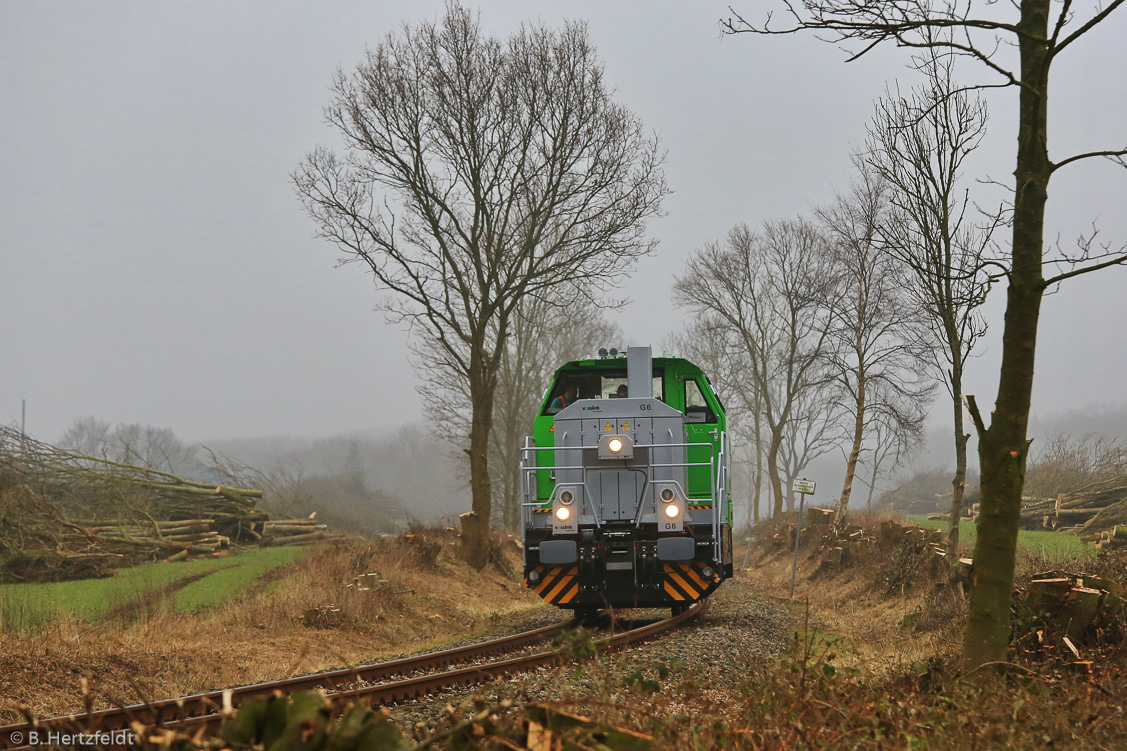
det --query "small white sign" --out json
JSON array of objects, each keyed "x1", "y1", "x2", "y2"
[{"x1": 792, "y1": 478, "x2": 816, "y2": 495}]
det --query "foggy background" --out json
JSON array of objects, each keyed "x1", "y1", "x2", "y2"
[{"x1": 3, "y1": 1, "x2": 1126, "y2": 521}]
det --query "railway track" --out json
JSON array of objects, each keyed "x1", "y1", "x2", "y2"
[{"x1": 1, "y1": 603, "x2": 703, "y2": 749}]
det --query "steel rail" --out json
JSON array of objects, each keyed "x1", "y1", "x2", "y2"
[
  {"x1": 0, "y1": 618, "x2": 576, "y2": 748},
  {"x1": 158, "y1": 602, "x2": 705, "y2": 739},
  {"x1": 1, "y1": 603, "x2": 703, "y2": 748}
]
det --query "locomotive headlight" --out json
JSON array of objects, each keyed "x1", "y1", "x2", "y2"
[
  {"x1": 560, "y1": 490, "x2": 574, "y2": 504},
  {"x1": 555, "y1": 506, "x2": 571, "y2": 521},
  {"x1": 664, "y1": 503, "x2": 680, "y2": 519},
  {"x1": 660, "y1": 488, "x2": 675, "y2": 502},
  {"x1": 598, "y1": 433, "x2": 633, "y2": 459}
]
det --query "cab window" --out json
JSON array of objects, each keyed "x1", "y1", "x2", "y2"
[
  {"x1": 684, "y1": 379, "x2": 716, "y2": 424},
  {"x1": 598, "y1": 375, "x2": 664, "y2": 401},
  {"x1": 542, "y1": 371, "x2": 664, "y2": 415}
]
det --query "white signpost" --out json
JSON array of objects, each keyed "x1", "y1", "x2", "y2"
[
  {"x1": 790, "y1": 478, "x2": 817, "y2": 598},
  {"x1": 792, "y1": 478, "x2": 816, "y2": 495}
]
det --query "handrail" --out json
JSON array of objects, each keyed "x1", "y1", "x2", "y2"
[{"x1": 520, "y1": 428, "x2": 731, "y2": 567}]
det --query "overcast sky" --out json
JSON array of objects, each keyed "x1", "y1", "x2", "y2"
[{"x1": 3, "y1": 1, "x2": 1126, "y2": 446}]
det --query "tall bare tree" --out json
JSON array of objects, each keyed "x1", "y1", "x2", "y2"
[
  {"x1": 855, "y1": 386, "x2": 925, "y2": 511},
  {"x1": 415, "y1": 294, "x2": 618, "y2": 529},
  {"x1": 817, "y1": 169, "x2": 935, "y2": 524},
  {"x1": 865, "y1": 51, "x2": 996, "y2": 557},
  {"x1": 674, "y1": 220, "x2": 837, "y2": 516},
  {"x1": 778, "y1": 380, "x2": 842, "y2": 511},
  {"x1": 492, "y1": 300, "x2": 619, "y2": 529},
  {"x1": 724, "y1": 0, "x2": 1127, "y2": 669},
  {"x1": 294, "y1": 3, "x2": 667, "y2": 567}
]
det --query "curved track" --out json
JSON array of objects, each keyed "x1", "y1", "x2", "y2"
[{"x1": 0, "y1": 603, "x2": 703, "y2": 748}]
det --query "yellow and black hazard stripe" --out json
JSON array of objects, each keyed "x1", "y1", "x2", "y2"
[
  {"x1": 531, "y1": 508, "x2": 552, "y2": 513},
  {"x1": 687, "y1": 504, "x2": 713, "y2": 510},
  {"x1": 525, "y1": 565, "x2": 580, "y2": 605},
  {"x1": 661, "y1": 561, "x2": 719, "y2": 603}
]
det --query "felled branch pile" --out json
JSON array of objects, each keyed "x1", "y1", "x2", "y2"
[
  {"x1": 0, "y1": 427, "x2": 273, "y2": 582},
  {"x1": 759, "y1": 508, "x2": 951, "y2": 569},
  {"x1": 72, "y1": 518, "x2": 231, "y2": 558},
  {"x1": 1, "y1": 427, "x2": 264, "y2": 520},
  {"x1": 1018, "y1": 475, "x2": 1127, "y2": 537}
]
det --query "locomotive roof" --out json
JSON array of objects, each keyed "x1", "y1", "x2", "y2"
[{"x1": 552, "y1": 355, "x2": 705, "y2": 377}]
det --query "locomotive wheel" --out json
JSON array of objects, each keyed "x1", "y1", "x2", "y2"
[{"x1": 671, "y1": 603, "x2": 689, "y2": 616}]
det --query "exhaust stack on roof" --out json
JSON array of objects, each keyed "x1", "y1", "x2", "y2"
[{"x1": 627, "y1": 346, "x2": 653, "y2": 399}]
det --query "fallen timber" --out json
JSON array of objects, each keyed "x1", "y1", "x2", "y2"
[{"x1": 0, "y1": 428, "x2": 331, "y2": 582}]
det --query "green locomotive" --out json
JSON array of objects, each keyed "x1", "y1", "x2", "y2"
[{"x1": 520, "y1": 346, "x2": 732, "y2": 615}]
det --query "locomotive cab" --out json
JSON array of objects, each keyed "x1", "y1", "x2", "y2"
[{"x1": 520, "y1": 347, "x2": 733, "y2": 614}]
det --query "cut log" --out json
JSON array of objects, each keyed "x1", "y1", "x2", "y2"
[
  {"x1": 1026, "y1": 578, "x2": 1073, "y2": 617},
  {"x1": 952, "y1": 558, "x2": 974, "y2": 584},
  {"x1": 1055, "y1": 508, "x2": 1101, "y2": 519},
  {"x1": 1079, "y1": 575, "x2": 1119, "y2": 596},
  {"x1": 267, "y1": 531, "x2": 326, "y2": 546},
  {"x1": 1063, "y1": 587, "x2": 1103, "y2": 637}
]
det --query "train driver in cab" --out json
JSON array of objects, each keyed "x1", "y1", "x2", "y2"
[{"x1": 550, "y1": 382, "x2": 579, "y2": 410}]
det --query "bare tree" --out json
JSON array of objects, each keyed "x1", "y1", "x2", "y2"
[
  {"x1": 58, "y1": 417, "x2": 112, "y2": 457},
  {"x1": 421, "y1": 293, "x2": 618, "y2": 529},
  {"x1": 674, "y1": 220, "x2": 837, "y2": 516},
  {"x1": 59, "y1": 418, "x2": 198, "y2": 476},
  {"x1": 491, "y1": 297, "x2": 619, "y2": 530},
  {"x1": 855, "y1": 388, "x2": 925, "y2": 511},
  {"x1": 1024, "y1": 432, "x2": 1127, "y2": 498},
  {"x1": 778, "y1": 380, "x2": 843, "y2": 511},
  {"x1": 294, "y1": 3, "x2": 667, "y2": 567},
  {"x1": 817, "y1": 169, "x2": 936, "y2": 524},
  {"x1": 864, "y1": 51, "x2": 996, "y2": 557},
  {"x1": 724, "y1": 0, "x2": 1127, "y2": 670}
]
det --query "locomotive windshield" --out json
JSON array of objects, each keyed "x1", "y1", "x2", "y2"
[{"x1": 542, "y1": 369, "x2": 665, "y2": 415}]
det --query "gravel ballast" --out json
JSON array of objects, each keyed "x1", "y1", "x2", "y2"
[{"x1": 390, "y1": 575, "x2": 796, "y2": 731}]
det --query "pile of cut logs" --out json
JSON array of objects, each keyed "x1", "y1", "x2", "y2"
[
  {"x1": 262, "y1": 517, "x2": 330, "y2": 545},
  {"x1": 1092, "y1": 525, "x2": 1127, "y2": 551},
  {"x1": 1018, "y1": 476, "x2": 1127, "y2": 536},
  {"x1": 75, "y1": 518, "x2": 230, "y2": 559},
  {"x1": 0, "y1": 427, "x2": 341, "y2": 582}
]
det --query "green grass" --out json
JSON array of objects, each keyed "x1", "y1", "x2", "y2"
[
  {"x1": 174, "y1": 547, "x2": 305, "y2": 611},
  {"x1": 908, "y1": 515, "x2": 1093, "y2": 560},
  {"x1": 0, "y1": 546, "x2": 307, "y2": 632}
]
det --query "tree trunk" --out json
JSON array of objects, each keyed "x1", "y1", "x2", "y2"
[
  {"x1": 963, "y1": 0, "x2": 1050, "y2": 671},
  {"x1": 461, "y1": 351, "x2": 499, "y2": 570},
  {"x1": 502, "y1": 468, "x2": 519, "y2": 530},
  {"x1": 768, "y1": 428, "x2": 785, "y2": 517},
  {"x1": 946, "y1": 379, "x2": 967, "y2": 558},
  {"x1": 865, "y1": 455, "x2": 878, "y2": 511},
  {"x1": 753, "y1": 402, "x2": 763, "y2": 523},
  {"x1": 835, "y1": 375, "x2": 866, "y2": 525}
]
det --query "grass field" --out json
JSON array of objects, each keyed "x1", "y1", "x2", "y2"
[
  {"x1": 908, "y1": 515, "x2": 1094, "y2": 560},
  {"x1": 0, "y1": 546, "x2": 307, "y2": 632}
]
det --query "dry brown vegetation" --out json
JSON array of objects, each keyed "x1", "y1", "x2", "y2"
[
  {"x1": 371, "y1": 515, "x2": 1127, "y2": 749},
  {"x1": 0, "y1": 529, "x2": 539, "y2": 723},
  {"x1": 6, "y1": 515, "x2": 1127, "y2": 749}
]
